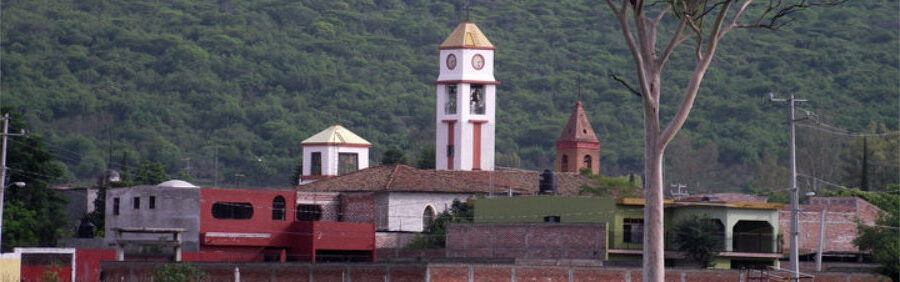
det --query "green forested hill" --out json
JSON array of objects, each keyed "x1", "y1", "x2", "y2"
[{"x1": 1, "y1": 0, "x2": 897, "y2": 189}]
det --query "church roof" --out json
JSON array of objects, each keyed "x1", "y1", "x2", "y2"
[
  {"x1": 439, "y1": 22, "x2": 494, "y2": 49},
  {"x1": 558, "y1": 101, "x2": 599, "y2": 143},
  {"x1": 296, "y1": 165, "x2": 593, "y2": 195},
  {"x1": 301, "y1": 125, "x2": 371, "y2": 147}
]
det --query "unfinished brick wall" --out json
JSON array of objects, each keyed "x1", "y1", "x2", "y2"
[
  {"x1": 779, "y1": 197, "x2": 884, "y2": 254},
  {"x1": 445, "y1": 223, "x2": 606, "y2": 260},
  {"x1": 295, "y1": 191, "x2": 341, "y2": 221},
  {"x1": 340, "y1": 192, "x2": 376, "y2": 223}
]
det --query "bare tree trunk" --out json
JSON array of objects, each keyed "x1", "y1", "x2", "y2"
[{"x1": 643, "y1": 103, "x2": 665, "y2": 280}]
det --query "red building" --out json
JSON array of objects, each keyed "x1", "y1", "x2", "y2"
[
  {"x1": 192, "y1": 188, "x2": 376, "y2": 262},
  {"x1": 105, "y1": 183, "x2": 375, "y2": 264}
]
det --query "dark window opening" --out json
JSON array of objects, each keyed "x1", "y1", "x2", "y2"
[
  {"x1": 311, "y1": 152, "x2": 322, "y2": 175},
  {"x1": 544, "y1": 216, "x2": 561, "y2": 222},
  {"x1": 733, "y1": 221, "x2": 774, "y2": 253},
  {"x1": 423, "y1": 206, "x2": 436, "y2": 231},
  {"x1": 561, "y1": 155, "x2": 569, "y2": 171},
  {"x1": 338, "y1": 153, "x2": 358, "y2": 175},
  {"x1": 446, "y1": 145, "x2": 454, "y2": 157},
  {"x1": 133, "y1": 197, "x2": 140, "y2": 209},
  {"x1": 272, "y1": 196, "x2": 286, "y2": 221},
  {"x1": 445, "y1": 86, "x2": 457, "y2": 114},
  {"x1": 584, "y1": 155, "x2": 592, "y2": 169},
  {"x1": 296, "y1": 204, "x2": 323, "y2": 221},
  {"x1": 149, "y1": 196, "x2": 156, "y2": 209},
  {"x1": 623, "y1": 218, "x2": 644, "y2": 244},
  {"x1": 113, "y1": 198, "x2": 120, "y2": 215},
  {"x1": 470, "y1": 85, "x2": 485, "y2": 114},
  {"x1": 212, "y1": 202, "x2": 254, "y2": 220}
]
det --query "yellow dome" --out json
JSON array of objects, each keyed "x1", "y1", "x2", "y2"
[
  {"x1": 439, "y1": 22, "x2": 494, "y2": 49},
  {"x1": 301, "y1": 125, "x2": 371, "y2": 146}
]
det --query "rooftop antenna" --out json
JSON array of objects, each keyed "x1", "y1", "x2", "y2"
[{"x1": 669, "y1": 183, "x2": 688, "y2": 198}]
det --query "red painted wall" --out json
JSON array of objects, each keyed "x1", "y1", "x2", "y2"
[
  {"x1": 200, "y1": 188, "x2": 298, "y2": 248},
  {"x1": 75, "y1": 249, "x2": 115, "y2": 281},
  {"x1": 21, "y1": 266, "x2": 71, "y2": 282},
  {"x1": 197, "y1": 188, "x2": 376, "y2": 262}
]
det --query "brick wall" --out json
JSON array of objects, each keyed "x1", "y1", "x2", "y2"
[
  {"x1": 375, "y1": 232, "x2": 419, "y2": 249},
  {"x1": 340, "y1": 192, "x2": 376, "y2": 222},
  {"x1": 446, "y1": 223, "x2": 606, "y2": 260},
  {"x1": 100, "y1": 262, "x2": 888, "y2": 281},
  {"x1": 295, "y1": 191, "x2": 341, "y2": 221},
  {"x1": 779, "y1": 197, "x2": 884, "y2": 254}
]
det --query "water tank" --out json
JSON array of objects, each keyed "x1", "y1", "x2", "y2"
[{"x1": 538, "y1": 169, "x2": 557, "y2": 195}]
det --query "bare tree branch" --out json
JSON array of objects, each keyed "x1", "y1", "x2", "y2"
[
  {"x1": 608, "y1": 0, "x2": 657, "y2": 104},
  {"x1": 657, "y1": 16, "x2": 688, "y2": 68},
  {"x1": 608, "y1": 71, "x2": 643, "y2": 97},
  {"x1": 660, "y1": 0, "x2": 733, "y2": 147}
]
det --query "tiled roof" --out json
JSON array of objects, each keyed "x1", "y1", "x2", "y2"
[
  {"x1": 440, "y1": 22, "x2": 494, "y2": 49},
  {"x1": 296, "y1": 165, "x2": 593, "y2": 195},
  {"x1": 558, "y1": 101, "x2": 599, "y2": 143},
  {"x1": 301, "y1": 125, "x2": 371, "y2": 146}
]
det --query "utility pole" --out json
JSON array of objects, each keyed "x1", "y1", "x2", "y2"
[
  {"x1": 208, "y1": 145, "x2": 222, "y2": 187},
  {"x1": 0, "y1": 113, "x2": 26, "y2": 251},
  {"x1": 816, "y1": 208, "x2": 826, "y2": 272},
  {"x1": 181, "y1": 157, "x2": 192, "y2": 178},
  {"x1": 769, "y1": 93, "x2": 807, "y2": 281}
]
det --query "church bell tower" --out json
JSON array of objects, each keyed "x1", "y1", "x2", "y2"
[{"x1": 434, "y1": 22, "x2": 497, "y2": 171}]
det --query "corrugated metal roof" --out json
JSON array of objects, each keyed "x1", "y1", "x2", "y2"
[
  {"x1": 301, "y1": 125, "x2": 371, "y2": 146},
  {"x1": 440, "y1": 22, "x2": 494, "y2": 49}
]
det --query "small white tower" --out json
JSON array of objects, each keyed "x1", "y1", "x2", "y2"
[
  {"x1": 300, "y1": 125, "x2": 371, "y2": 184},
  {"x1": 434, "y1": 22, "x2": 497, "y2": 171}
]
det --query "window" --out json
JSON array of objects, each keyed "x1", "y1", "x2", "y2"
[
  {"x1": 212, "y1": 202, "x2": 254, "y2": 220},
  {"x1": 583, "y1": 155, "x2": 592, "y2": 169},
  {"x1": 272, "y1": 196, "x2": 286, "y2": 221},
  {"x1": 445, "y1": 85, "x2": 457, "y2": 114},
  {"x1": 133, "y1": 197, "x2": 140, "y2": 209},
  {"x1": 561, "y1": 155, "x2": 569, "y2": 171},
  {"x1": 296, "y1": 204, "x2": 323, "y2": 221},
  {"x1": 338, "y1": 153, "x2": 358, "y2": 175},
  {"x1": 469, "y1": 85, "x2": 485, "y2": 114},
  {"x1": 423, "y1": 206, "x2": 436, "y2": 231},
  {"x1": 149, "y1": 196, "x2": 156, "y2": 209},
  {"x1": 544, "y1": 216, "x2": 561, "y2": 222},
  {"x1": 113, "y1": 198, "x2": 120, "y2": 215},
  {"x1": 310, "y1": 152, "x2": 322, "y2": 175},
  {"x1": 623, "y1": 218, "x2": 644, "y2": 244}
]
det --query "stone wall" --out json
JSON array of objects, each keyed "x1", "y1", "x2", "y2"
[{"x1": 446, "y1": 223, "x2": 606, "y2": 260}]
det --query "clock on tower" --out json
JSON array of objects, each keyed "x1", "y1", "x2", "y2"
[{"x1": 433, "y1": 22, "x2": 498, "y2": 171}]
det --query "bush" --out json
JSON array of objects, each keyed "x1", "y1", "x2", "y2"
[
  {"x1": 154, "y1": 263, "x2": 204, "y2": 282},
  {"x1": 671, "y1": 215, "x2": 724, "y2": 268}
]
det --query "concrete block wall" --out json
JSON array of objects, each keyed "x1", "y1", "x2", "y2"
[{"x1": 446, "y1": 223, "x2": 606, "y2": 260}]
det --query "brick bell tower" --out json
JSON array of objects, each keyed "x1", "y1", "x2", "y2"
[
  {"x1": 556, "y1": 101, "x2": 600, "y2": 174},
  {"x1": 434, "y1": 22, "x2": 498, "y2": 171}
]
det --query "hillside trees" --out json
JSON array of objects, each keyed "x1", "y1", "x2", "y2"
[
  {"x1": 0, "y1": 0, "x2": 894, "y2": 189},
  {"x1": 601, "y1": 0, "x2": 845, "y2": 280}
]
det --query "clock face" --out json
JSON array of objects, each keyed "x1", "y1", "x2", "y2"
[
  {"x1": 446, "y1": 54, "x2": 457, "y2": 70},
  {"x1": 472, "y1": 54, "x2": 485, "y2": 70}
]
